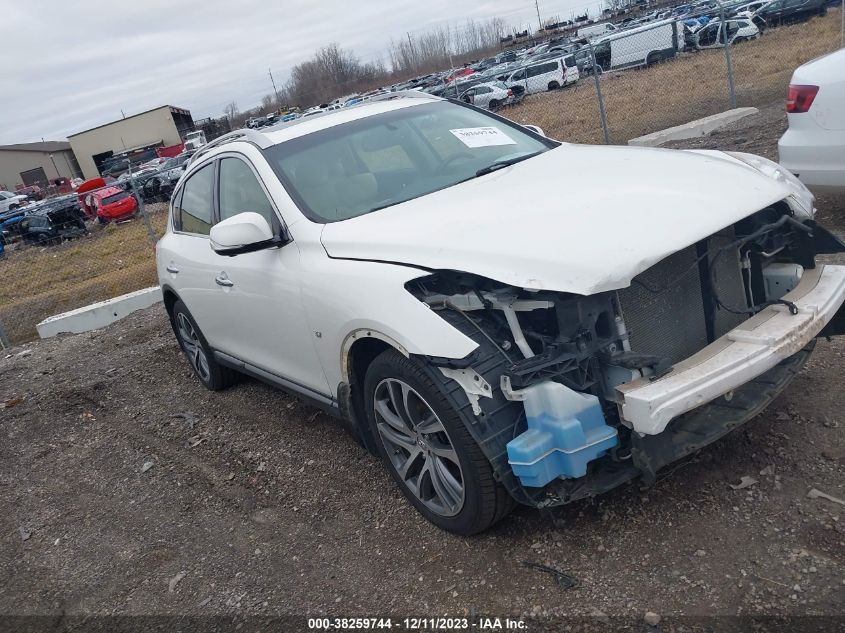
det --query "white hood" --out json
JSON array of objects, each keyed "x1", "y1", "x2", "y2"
[{"x1": 320, "y1": 144, "x2": 795, "y2": 295}]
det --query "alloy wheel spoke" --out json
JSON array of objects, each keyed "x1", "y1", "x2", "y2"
[
  {"x1": 396, "y1": 448, "x2": 423, "y2": 481},
  {"x1": 196, "y1": 350, "x2": 210, "y2": 378},
  {"x1": 428, "y1": 456, "x2": 463, "y2": 511},
  {"x1": 377, "y1": 421, "x2": 418, "y2": 452},
  {"x1": 375, "y1": 397, "x2": 413, "y2": 436},
  {"x1": 387, "y1": 380, "x2": 416, "y2": 427},
  {"x1": 373, "y1": 378, "x2": 465, "y2": 518},
  {"x1": 427, "y1": 438, "x2": 460, "y2": 465},
  {"x1": 416, "y1": 413, "x2": 445, "y2": 435}
]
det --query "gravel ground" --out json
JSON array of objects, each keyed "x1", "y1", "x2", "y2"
[{"x1": 1, "y1": 106, "x2": 844, "y2": 630}]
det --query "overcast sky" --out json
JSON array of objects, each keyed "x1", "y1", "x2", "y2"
[{"x1": 1, "y1": 0, "x2": 604, "y2": 144}]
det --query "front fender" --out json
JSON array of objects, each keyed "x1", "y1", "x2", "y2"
[{"x1": 298, "y1": 249, "x2": 479, "y2": 395}]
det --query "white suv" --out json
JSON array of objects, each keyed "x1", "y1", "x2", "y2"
[{"x1": 157, "y1": 92, "x2": 845, "y2": 535}]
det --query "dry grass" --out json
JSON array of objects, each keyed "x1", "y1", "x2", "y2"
[
  {"x1": 1, "y1": 13, "x2": 841, "y2": 345},
  {"x1": 0, "y1": 207, "x2": 167, "y2": 345},
  {"x1": 505, "y1": 11, "x2": 843, "y2": 143}
]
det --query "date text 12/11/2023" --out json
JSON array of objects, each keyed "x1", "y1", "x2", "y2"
[{"x1": 307, "y1": 617, "x2": 528, "y2": 630}]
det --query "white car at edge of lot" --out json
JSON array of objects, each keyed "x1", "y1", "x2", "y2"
[
  {"x1": 458, "y1": 82, "x2": 518, "y2": 110},
  {"x1": 157, "y1": 92, "x2": 845, "y2": 535},
  {"x1": 778, "y1": 48, "x2": 845, "y2": 193},
  {"x1": 0, "y1": 190, "x2": 28, "y2": 213}
]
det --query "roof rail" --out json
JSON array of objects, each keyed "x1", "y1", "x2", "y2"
[
  {"x1": 187, "y1": 128, "x2": 272, "y2": 166},
  {"x1": 366, "y1": 90, "x2": 443, "y2": 104}
]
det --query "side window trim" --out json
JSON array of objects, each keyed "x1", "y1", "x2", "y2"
[{"x1": 171, "y1": 185, "x2": 184, "y2": 232}]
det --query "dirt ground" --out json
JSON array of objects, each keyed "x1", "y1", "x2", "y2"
[{"x1": 1, "y1": 107, "x2": 844, "y2": 630}]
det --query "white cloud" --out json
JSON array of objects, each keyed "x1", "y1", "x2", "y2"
[{"x1": 1, "y1": 0, "x2": 603, "y2": 143}]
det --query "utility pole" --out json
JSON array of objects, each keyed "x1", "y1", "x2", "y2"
[
  {"x1": 535, "y1": 0, "x2": 543, "y2": 31},
  {"x1": 268, "y1": 68, "x2": 281, "y2": 109}
]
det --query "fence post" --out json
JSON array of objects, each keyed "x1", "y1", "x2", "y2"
[
  {"x1": 717, "y1": 0, "x2": 738, "y2": 108},
  {"x1": 128, "y1": 170, "x2": 158, "y2": 246},
  {"x1": 588, "y1": 40, "x2": 611, "y2": 145}
]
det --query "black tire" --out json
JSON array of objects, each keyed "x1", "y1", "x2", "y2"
[
  {"x1": 170, "y1": 299, "x2": 238, "y2": 391},
  {"x1": 488, "y1": 99, "x2": 501, "y2": 111},
  {"x1": 364, "y1": 349, "x2": 512, "y2": 535},
  {"x1": 9, "y1": 204, "x2": 19, "y2": 211},
  {"x1": 547, "y1": 81, "x2": 560, "y2": 91}
]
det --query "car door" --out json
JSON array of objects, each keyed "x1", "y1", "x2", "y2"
[
  {"x1": 508, "y1": 68, "x2": 527, "y2": 94},
  {"x1": 696, "y1": 22, "x2": 720, "y2": 48},
  {"x1": 205, "y1": 153, "x2": 331, "y2": 396},
  {"x1": 474, "y1": 86, "x2": 493, "y2": 108},
  {"x1": 162, "y1": 162, "x2": 219, "y2": 343},
  {"x1": 525, "y1": 63, "x2": 544, "y2": 94}
]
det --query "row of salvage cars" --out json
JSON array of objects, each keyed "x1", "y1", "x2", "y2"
[
  {"x1": 0, "y1": 183, "x2": 138, "y2": 252},
  {"x1": 0, "y1": 154, "x2": 192, "y2": 257}
]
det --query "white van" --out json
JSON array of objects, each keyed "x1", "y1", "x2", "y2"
[
  {"x1": 592, "y1": 20, "x2": 684, "y2": 70},
  {"x1": 577, "y1": 22, "x2": 618, "y2": 39},
  {"x1": 506, "y1": 55, "x2": 580, "y2": 96}
]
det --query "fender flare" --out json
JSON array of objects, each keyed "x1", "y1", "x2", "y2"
[{"x1": 339, "y1": 328, "x2": 409, "y2": 384}]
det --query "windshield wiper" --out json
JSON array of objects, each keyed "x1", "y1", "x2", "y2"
[{"x1": 474, "y1": 151, "x2": 543, "y2": 177}]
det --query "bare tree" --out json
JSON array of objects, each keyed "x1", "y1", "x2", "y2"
[{"x1": 224, "y1": 101, "x2": 239, "y2": 122}]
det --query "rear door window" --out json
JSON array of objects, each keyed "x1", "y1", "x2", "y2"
[{"x1": 175, "y1": 164, "x2": 214, "y2": 235}]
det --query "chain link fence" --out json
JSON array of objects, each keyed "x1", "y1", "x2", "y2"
[
  {"x1": 505, "y1": 1, "x2": 843, "y2": 144},
  {"x1": 2, "y1": 2, "x2": 842, "y2": 348},
  {"x1": 0, "y1": 164, "x2": 177, "y2": 347}
]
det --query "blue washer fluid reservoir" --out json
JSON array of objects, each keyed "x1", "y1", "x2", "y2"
[{"x1": 506, "y1": 381, "x2": 618, "y2": 488}]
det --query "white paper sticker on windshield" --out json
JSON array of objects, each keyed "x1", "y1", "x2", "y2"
[{"x1": 449, "y1": 127, "x2": 517, "y2": 148}]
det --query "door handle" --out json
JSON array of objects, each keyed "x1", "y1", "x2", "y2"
[
  {"x1": 166, "y1": 264, "x2": 179, "y2": 274},
  {"x1": 215, "y1": 273, "x2": 234, "y2": 287}
]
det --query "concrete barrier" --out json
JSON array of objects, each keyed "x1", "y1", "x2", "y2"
[
  {"x1": 628, "y1": 107, "x2": 759, "y2": 147},
  {"x1": 36, "y1": 286, "x2": 163, "y2": 339}
]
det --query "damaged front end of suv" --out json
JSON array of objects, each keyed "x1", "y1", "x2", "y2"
[{"x1": 404, "y1": 201, "x2": 845, "y2": 510}]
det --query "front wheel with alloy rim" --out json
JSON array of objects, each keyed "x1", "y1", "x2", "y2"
[
  {"x1": 364, "y1": 349, "x2": 513, "y2": 535},
  {"x1": 170, "y1": 299, "x2": 238, "y2": 390}
]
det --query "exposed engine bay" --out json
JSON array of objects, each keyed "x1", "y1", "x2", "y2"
[{"x1": 407, "y1": 205, "x2": 845, "y2": 507}]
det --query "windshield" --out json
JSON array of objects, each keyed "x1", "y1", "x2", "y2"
[{"x1": 263, "y1": 101, "x2": 554, "y2": 223}]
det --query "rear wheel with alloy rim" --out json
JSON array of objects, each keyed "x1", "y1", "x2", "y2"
[
  {"x1": 364, "y1": 349, "x2": 513, "y2": 534},
  {"x1": 170, "y1": 299, "x2": 238, "y2": 390}
]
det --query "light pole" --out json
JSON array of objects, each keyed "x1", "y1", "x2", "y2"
[{"x1": 48, "y1": 154, "x2": 59, "y2": 181}]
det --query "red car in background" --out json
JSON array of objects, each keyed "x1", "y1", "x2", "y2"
[
  {"x1": 87, "y1": 187, "x2": 137, "y2": 222},
  {"x1": 77, "y1": 178, "x2": 138, "y2": 223},
  {"x1": 446, "y1": 67, "x2": 475, "y2": 83}
]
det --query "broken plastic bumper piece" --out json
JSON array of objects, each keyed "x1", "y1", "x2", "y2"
[
  {"x1": 618, "y1": 264, "x2": 845, "y2": 436},
  {"x1": 506, "y1": 381, "x2": 618, "y2": 488}
]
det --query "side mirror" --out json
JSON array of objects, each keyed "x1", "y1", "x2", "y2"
[
  {"x1": 181, "y1": 164, "x2": 187, "y2": 171},
  {"x1": 523, "y1": 124, "x2": 546, "y2": 137},
  {"x1": 210, "y1": 212, "x2": 280, "y2": 256}
]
